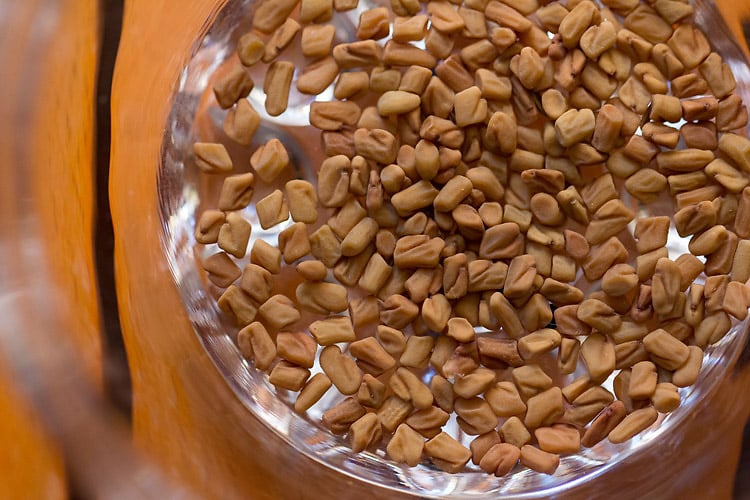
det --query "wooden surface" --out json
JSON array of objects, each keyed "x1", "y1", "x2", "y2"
[
  {"x1": 111, "y1": 1, "x2": 750, "y2": 499},
  {"x1": 0, "y1": 0, "x2": 102, "y2": 498}
]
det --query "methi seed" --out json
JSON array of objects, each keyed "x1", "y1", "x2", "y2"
[{"x1": 195, "y1": 0, "x2": 750, "y2": 476}]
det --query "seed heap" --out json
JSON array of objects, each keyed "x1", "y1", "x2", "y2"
[{"x1": 192, "y1": 0, "x2": 750, "y2": 477}]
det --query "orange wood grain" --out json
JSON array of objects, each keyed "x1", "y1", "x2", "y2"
[
  {"x1": 111, "y1": 1, "x2": 750, "y2": 499},
  {"x1": 0, "y1": 0, "x2": 102, "y2": 498}
]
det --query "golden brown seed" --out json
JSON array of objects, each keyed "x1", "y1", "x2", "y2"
[
  {"x1": 577, "y1": 299, "x2": 621, "y2": 333},
  {"x1": 581, "y1": 400, "x2": 626, "y2": 447},
  {"x1": 424, "y1": 433, "x2": 472, "y2": 473},
  {"x1": 652, "y1": 382, "x2": 681, "y2": 413},
  {"x1": 535, "y1": 425, "x2": 581, "y2": 455},
  {"x1": 263, "y1": 61, "x2": 294, "y2": 116},
  {"x1": 387, "y1": 424, "x2": 424, "y2": 467},
  {"x1": 223, "y1": 99, "x2": 260, "y2": 146},
  {"x1": 263, "y1": 19, "x2": 300, "y2": 63},
  {"x1": 323, "y1": 397, "x2": 366, "y2": 434},
  {"x1": 520, "y1": 445, "x2": 560, "y2": 475},
  {"x1": 258, "y1": 294, "x2": 300, "y2": 331},
  {"x1": 193, "y1": 142, "x2": 233, "y2": 174},
  {"x1": 203, "y1": 252, "x2": 240, "y2": 288},
  {"x1": 479, "y1": 443, "x2": 520, "y2": 477},
  {"x1": 608, "y1": 407, "x2": 658, "y2": 444},
  {"x1": 652, "y1": 258, "x2": 682, "y2": 318},
  {"x1": 213, "y1": 65, "x2": 254, "y2": 109},
  {"x1": 195, "y1": 210, "x2": 225, "y2": 245},
  {"x1": 276, "y1": 331, "x2": 317, "y2": 368},
  {"x1": 518, "y1": 329, "x2": 561, "y2": 361},
  {"x1": 218, "y1": 212, "x2": 251, "y2": 258},
  {"x1": 251, "y1": 138, "x2": 290, "y2": 183},
  {"x1": 454, "y1": 86, "x2": 488, "y2": 127},
  {"x1": 455, "y1": 397, "x2": 498, "y2": 436},
  {"x1": 524, "y1": 387, "x2": 564, "y2": 430},
  {"x1": 309, "y1": 316, "x2": 356, "y2": 346},
  {"x1": 601, "y1": 264, "x2": 638, "y2": 297},
  {"x1": 489, "y1": 292, "x2": 526, "y2": 339},
  {"x1": 580, "y1": 334, "x2": 616, "y2": 383},
  {"x1": 278, "y1": 222, "x2": 310, "y2": 263},
  {"x1": 269, "y1": 361, "x2": 310, "y2": 392},
  {"x1": 320, "y1": 345, "x2": 362, "y2": 396},
  {"x1": 294, "y1": 373, "x2": 332, "y2": 413},
  {"x1": 358, "y1": 374, "x2": 386, "y2": 409},
  {"x1": 393, "y1": 235, "x2": 445, "y2": 268},
  {"x1": 585, "y1": 199, "x2": 634, "y2": 246},
  {"x1": 237, "y1": 321, "x2": 276, "y2": 370},
  {"x1": 349, "y1": 413, "x2": 382, "y2": 453},
  {"x1": 237, "y1": 33, "x2": 264, "y2": 66},
  {"x1": 300, "y1": 24, "x2": 335, "y2": 58},
  {"x1": 643, "y1": 329, "x2": 690, "y2": 370},
  {"x1": 333, "y1": 40, "x2": 383, "y2": 69},
  {"x1": 383, "y1": 40, "x2": 437, "y2": 68},
  {"x1": 628, "y1": 360, "x2": 657, "y2": 400}
]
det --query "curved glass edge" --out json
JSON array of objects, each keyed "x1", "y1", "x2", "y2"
[{"x1": 156, "y1": 0, "x2": 750, "y2": 497}]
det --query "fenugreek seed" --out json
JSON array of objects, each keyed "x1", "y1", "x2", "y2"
[
  {"x1": 195, "y1": 210, "x2": 225, "y2": 245},
  {"x1": 319, "y1": 345, "x2": 362, "y2": 396},
  {"x1": 598, "y1": 264, "x2": 637, "y2": 298},
  {"x1": 454, "y1": 397, "x2": 498, "y2": 436},
  {"x1": 307, "y1": 316, "x2": 356, "y2": 347},
  {"x1": 236, "y1": 321, "x2": 276, "y2": 370},
  {"x1": 391, "y1": 235, "x2": 444, "y2": 269},
  {"x1": 643, "y1": 329, "x2": 690, "y2": 370},
  {"x1": 213, "y1": 65, "x2": 254, "y2": 110},
  {"x1": 389, "y1": 368, "x2": 433, "y2": 411},
  {"x1": 509, "y1": 358, "x2": 549, "y2": 393},
  {"x1": 585, "y1": 199, "x2": 634, "y2": 246},
  {"x1": 236, "y1": 33, "x2": 264, "y2": 67},
  {"x1": 193, "y1": 142, "x2": 233, "y2": 174},
  {"x1": 524, "y1": 387, "x2": 565, "y2": 430},
  {"x1": 451, "y1": 86, "x2": 487, "y2": 128},
  {"x1": 424, "y1": 432, "x2": 472, "y2": 474},
  {"x1": 558, "y1": 0, "x2": 598, "y2": 48},
  {"x1": 577, "y1": 299, "x2": 621, "y2": 334},
  {"x1": 274, "y1": 331, "x2": 316, "y2": 369},
  {"x1": 262, "y1": 19, "x2": 300, "y2": 63},
  {"x1": 688, "y1": 225, "x2": 728, "y2": 257},
  {"x1": 608, "y1": 407, "x2": 658, "y2": 444},
  {"x1": 278, "y1": 222, "x2": 310, "y2": 263},
  {"x1": 632, "y1": 216, "x2": 668, "y2": 254},
  {"x1": 356, "y1": 373, "x2": 386, "y2": 409},
  {"x1": 247, "y1": 241, "x2": 280, "y2": 276},
  {"x1": 650, "y1": 382, "x2": 680, "y2": 413},
  {"x1": 716, "y1": 93, "x2": 749, "y2": 132},
  {"x1": 556, "y1": 337, "x2": 579, "y2": 375},
  {"x1": 534, "y1": 425, "x2": 581, "y2": 455},
  {"x1": 236, "y1": 266, "x2": 272, "y2": 309},
  {"x1": 581, "y1": 400, "x2": 626, "y2": 447},
  {"x1": 627, "y1": 360, "x2": 656, "y2": 400},
  {"x1": 694, "y1": 311, "x2": 732, "y2": 348},
  {"x1": 269, "y1": 361, "x2": 310, "y2": 392},
  {"x1": 477, "y1": 442, "x2": 518, "y2": 477},
  {"x1": 203, "y1": 252, "x2": 240, "y2": 288},
  {"x1": 293, "y1": 373, "x2": 332, "y2": 413},
  {"x1": 564, "y1": 387, "x2": 614, "y2": 426},
  {"x1": 723, "y1": 281, "x2": 750, "y2": 320},
  {"x1": 337, "y1": 217, "x2": 376, "y2": 257},
  {"x1": 636, "y1": 247, "x2": 668, "y2": 282},
  {"x1": 323, "y1": 397, "x2": 366, "y2": 434},
  {"x1": 405, "y1": 406, "x2": 450, "y2": 438},
  {"x1": 322, "y1": 130, "x2": 355, "y2": 157},
  {"x1": 251, "y1": 139, "x2": 289, "y2": 183},
  {"x1": 223, "y1": 99, "x2": 260, "y2": 146},
  {"x1": 476, "y1": 223, "x2": 521, "y2": 261},
  {"x1": 262, "y1": 61, "x2": 294, "y2": 116},
  {"x1": 582, "y1": 237, "x2": 627, "y2": 282},
  {"x1": 217, "y1": 212, "x2": 251, "y2": 258},
  {"x1": 503, "y1": 255, "x2": 537, "y2": 300},
  {"x1": 651, "y1": 258, "x2": 682, "y2": 319},
  {"x1": 579, "y1": 333, "x2": 615, "y2": 384},
  {"x1": 333, "y1": 40, "x2": 383, "y2": 69},
  {"x1": 295, "y1": 281, "x2": 347, "y2": 315},
  {"x1": 435, "y1": 54, "x2": 474, "y2": 93},
  {"x1": 489, "y1": 292, "x2": 527, "y2": 339},
  {"x1": 496, "y1": 418, "x2": 530, "y2": 452},
  {"x1": 348, "y1": 412, "x2": 383, "y2": 453},
  {"x1": 380, "y1": 294, "x2": 419, "y2": 330},
  {"x1": 334, "y1": 71, "x2": 370, "y2": 100},
  {"x1": 387, "y1": 424, "x2": 424, "y2": 467},
  {"x1": 382, "y1": 41, "x2": 436, "y2": 69}
]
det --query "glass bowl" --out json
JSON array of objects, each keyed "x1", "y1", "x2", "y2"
[{"x1": 157, "y1": 0, "x2": 750, "y2": 496}]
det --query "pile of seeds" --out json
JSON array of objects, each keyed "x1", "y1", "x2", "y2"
[{"x1": 191, "y1": 0, "x2": 750, "y2": 477}]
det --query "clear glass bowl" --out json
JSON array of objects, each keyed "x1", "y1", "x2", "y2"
[{"x1": 157, "y1": 0, "x2": 750, "y2": 496}]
